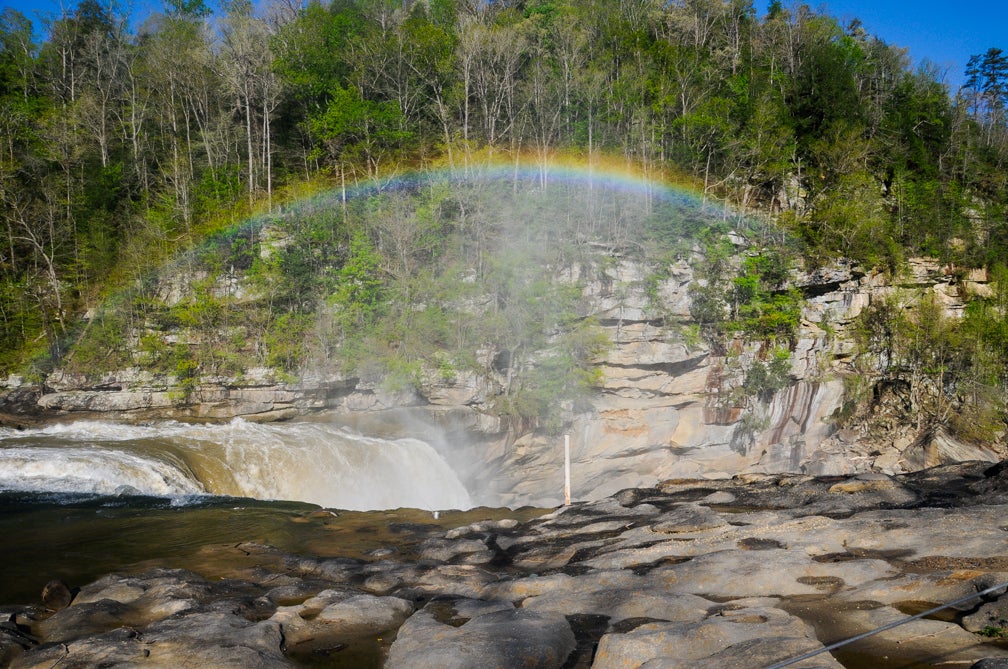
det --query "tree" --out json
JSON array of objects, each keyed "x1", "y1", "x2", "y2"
[
  {"x1": 219, "y1": 0, "x2": 282, "y2": 206},
  {"x1": 309, "y1": 83, "x2": 409, "y2": 178},
  {"x1": 966, "y1": 48, "x2": 1008, "y2": 112},
  {"x1": 396, "y1": 8, "x2": 459, "y2": 154},
  {"x1": 271, "y1": 0, "x2": 369, "y2": 173},
  {"x1": 455, "y1": 16, "x2": 527, "y2": 149},
  {"x1": 964, "y1": 47, "x2": 1008, "y2": 148},
  {"x1": 0, "y1": 9, "x2": 34, "y2": 101},
  {"x1": 787, "y1": 14, "x2": 864, "y2": 145}
]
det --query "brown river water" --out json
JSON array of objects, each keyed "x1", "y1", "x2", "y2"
[{"x1": 0, "y1": 417, "x2": 503, "y2": 605}]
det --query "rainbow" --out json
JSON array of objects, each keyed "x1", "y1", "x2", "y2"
[
  {"x1": 264, "y1": 153, "x2": 733, "y2": 225},
  {"x1": 164, "y1": 152, "x2": 769, "y2": 283}
]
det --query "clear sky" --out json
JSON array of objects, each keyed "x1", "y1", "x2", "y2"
[
  {"x1": 755, "y1": 1, "x2": 1007, "y2": 90},
  {"x1": 2, "y1": 0, "x2": 164, "y2": 33},
  {"x1": 3, "y1": 0, "x2": 1005, "y2": 90}
]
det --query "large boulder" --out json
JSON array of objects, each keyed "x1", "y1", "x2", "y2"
[
  {"x1": 386, "y1": 606, "x2": 576, "y2": 669},
  {"x1": 591, "y1": 606, "x2": 842, "y2": 669}
]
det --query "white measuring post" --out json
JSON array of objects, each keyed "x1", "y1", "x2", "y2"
[{"x1": 563, "y1": 433, "x2": 571, "y2": 506}]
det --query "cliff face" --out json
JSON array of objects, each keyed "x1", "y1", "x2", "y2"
[
  {"x1": 452, "y1": 255, "x2": 1006, "y2": 506},
  {"x1": 15, "y1": 251, "x2": 1006, "y2": 507}
]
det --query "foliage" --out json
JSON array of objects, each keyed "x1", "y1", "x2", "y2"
[
  {"x1": 309, "y1": 85, "x2": 412, "y2": 174},
  {"x1": 329, "y1": 230, "x2": 385, "y2": 334},
  {"x1": 0, "y1": 0, "x2": 1006, "y2": 443},
  {"x1": 63, "y1": 312, "x2": 131, "y2": 374},
  {"x1": 850, "y1": 289, "x2": 1008, "y2": 443},
  {"x1": 729, "y1": 252, "x2": 802, "y2": 342},
  {"x1": 978, "y1": 625, "x2": 1008, "y2": 639},
  {"x1": 740, "y1": 347, "x2": 791, "y2": 404},
  {"x1": 689, "y1": 239, "x2": 801, "y2": 352},
  {"x1": 496, "y1": 318, "x2": 609, "y2": 436}
]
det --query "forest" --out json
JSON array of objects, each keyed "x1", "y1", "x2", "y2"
[{"x1": 0, "y1": 0, "x2": 1007, "y2": 438}]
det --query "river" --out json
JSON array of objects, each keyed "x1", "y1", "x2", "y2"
[{"x1": 0, "y1": 418, "x2": 480, "y2": 605}]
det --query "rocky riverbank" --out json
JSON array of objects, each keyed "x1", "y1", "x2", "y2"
[{"x1": 3, "y1": 462, "x2": 1008, "y2": 668}]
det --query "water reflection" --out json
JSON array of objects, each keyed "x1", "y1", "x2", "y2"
[{"x1": 0, "y1": 492, "x2": 544, "y2": 606}]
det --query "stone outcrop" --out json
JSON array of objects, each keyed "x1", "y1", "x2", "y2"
[
  {"x1": 3, "y1": 463, "x2": 1008, "y2": 668},
  {"x1": 441, "y1": 256, "x2": 1005, "y2": 507},
  {"x1": 5, "y1": 253, "x2": 1005, "y2": 506}
]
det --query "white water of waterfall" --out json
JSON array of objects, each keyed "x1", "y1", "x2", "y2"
[{"x1": 0, "y1": 419, "x2": 472, "y2": 510}]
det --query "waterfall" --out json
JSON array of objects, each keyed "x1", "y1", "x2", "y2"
[{"x1": 0, "y1": 419, "x2": 472, "y2": 511}]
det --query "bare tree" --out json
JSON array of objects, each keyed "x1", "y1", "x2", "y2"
[{"x1": 219, "y1": 1, "x2": 282, "y2": 207}]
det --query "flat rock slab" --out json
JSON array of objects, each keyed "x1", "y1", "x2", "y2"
[
  {"x1": 652, "y1": 503, "x2": 729, "y2": 534},
  {"x1": 385, "y1": 607, "x2": 576, "y2": 669},
  {"x1": 5, "y1": 467, "x2": 1008, "y2": 668},
  {"x1": 963, "y1": 594, "x2": 1008, "y2": 633},
  {"x1": 11, "y1": 616, "x2": 293, "y2": 669},
  {"x1": 592, "y1": 606, "x2": 843, "y2": 668},
  {"x1": 269, "y1": 590, "x2": 413, "y2": 649},
  {"x1": 659, "y1": 549, "x2": 897, "y2": 599}
]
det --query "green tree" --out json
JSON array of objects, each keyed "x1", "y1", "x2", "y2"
[{"x1": 310, "y1": 84, "x2": 410, "y2": 177}]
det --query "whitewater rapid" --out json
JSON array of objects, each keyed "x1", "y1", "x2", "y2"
[{"x1": 0, "y1": 419, "x2": 472, "y2": 511}]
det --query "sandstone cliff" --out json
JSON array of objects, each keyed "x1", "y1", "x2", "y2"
[{"x1": 7, "y1": 249, "x2": 1006, "y2": 507}]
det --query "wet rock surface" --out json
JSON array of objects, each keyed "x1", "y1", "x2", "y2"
[{"x1": 4, "y1": 462, "x2": 1008, "y2": 668}]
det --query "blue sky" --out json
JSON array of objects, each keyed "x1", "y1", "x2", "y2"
[
  {"x1": 3, "y1": 0, "x2": 1004, "y2": 90},
  {"x1": 755, "y1": 1, "x2": 1007, "y2": 89}
]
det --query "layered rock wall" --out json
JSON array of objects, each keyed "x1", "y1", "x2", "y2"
[{"x1": 9, "y1": 254, "x2": 1006, "y2": 507}]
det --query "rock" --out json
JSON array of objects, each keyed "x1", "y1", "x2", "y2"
[
  {"x1": 652, "y1": 503, "x2": 728, "y2": 533},
  {"x1": 13, "y1": 613, "x2": 294, "y2": 669},
  {"x1": 9, "y1": 627, "x2": 150, "y2": 669},
  {"x1": 361, "y1": 562, "x2": 427, "y2": 594},
  {"x1": 73, "y1": 576, "x2": 145, "y2": 605},
  {"x1": 419, "y1": 537, "x2": 491, "y2": 562},
  {"x1": 270, "y1": 591, "x2": 412, "y2": 653},
  {"x1": 316, "y1": 593, "x2": 413, "y2": 630},
  {"x1": 33, "y1": 598, "x2": 135, "y2": 641},
  {"x1": 444, "y1": 518, "x2": 520, "y2": 539},
  {"x1": 826, "y1": 604, "x2": 1008, "y2": 667},
  {"x1": 8, "y1": 473, "x2": 1008, "y2": 669},
  {"x1": 963, "y1": 595, "x2": 1008, "y2": 634},
  {"x1": 385, "y1": 607, "x2": 576, "y2": 669},
  {"x1": 483, "y1": 573, "x2": 575, "y2": 601},
  {"x1": 591, "y1": 606, "x2": 841, "y2": 668},
  {"x1": 825, "y1": 473, "x2": 919, "y2": 505},
  {"x1": 660, "y1": 549, "x2": 897, "y2": 599},
  {"x1": 637, "y1": 635, "x2": 843, "y2": 668},
  {"x1": 522, "y1": 582, "x2": 712, "y2": 625},
  {"x1": 0, "y1": 619, "x2": 36, "y2": 665},
  {"x1": 140, "y1": 611, "x2": 290, "y2": 667},
  {"x1": 411, "y1": 565, "x2": 498, "y2": 599},
  {"x1": 839, "y1": 570, "x2": 1007, "y2": 610},
  {"x1": 702, "y1": 490, "x2": 736, "y2": 504},
  {"x1": 422, "y1": 370, "x2": 486, "y2": 406}
]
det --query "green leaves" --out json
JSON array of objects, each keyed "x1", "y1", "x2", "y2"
[
  {"x1": 741, "y1": 346, "x2": 791, "y2": 403},
  {"x1": 329, "y1": 230, "x2": 385, "y2": 330},
  {"x1": 309, "y1": 85, "x2": 411, "y2": 172},
  {"x1": 690, "y1": 242, "x2": 801, "y2": 347},
  {"x1": 852, "y1": 289, "x2": 1008, "y2": 443}
]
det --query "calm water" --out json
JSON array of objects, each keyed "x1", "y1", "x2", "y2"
[{"x1": 0, "y1": 490, "x2": 545, "y2": 606}]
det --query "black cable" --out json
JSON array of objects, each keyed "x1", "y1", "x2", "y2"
[{"x1": 764, "y1": 580, "x2": 1008, "y2": 669}]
